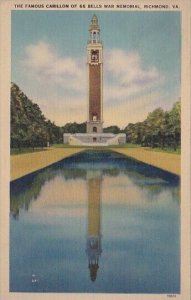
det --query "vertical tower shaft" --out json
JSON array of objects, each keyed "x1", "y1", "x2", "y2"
[{"x1": 87, "y1": 15, "x2": 103, "y2": 134}]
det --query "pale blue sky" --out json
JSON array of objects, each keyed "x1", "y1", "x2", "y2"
[{"x1": 12, "y1": 11, "x2": 181, "y2": 127}]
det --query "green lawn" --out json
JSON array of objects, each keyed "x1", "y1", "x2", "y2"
[
  {"x1": 11, "y1": 144, "x2": 181, "y2": 155},
  {"x1": 11, "y1": 148, "x2": 49, "y2": 155},
  {"x1": 53, "y1": 143, "x2": 180, "y2": 153},
  {"x1": 145, "y1": 147, "x2": 181, "y2": 154},
  {"x1": 52, "y1": 143, "x2": 140, "y2": 149},
  {"x1": 52, "y1": 143, "x2": 90, "y2": 148},
  {"x1": 109, "y1": 143, "x2": 140, "y2": 148}
]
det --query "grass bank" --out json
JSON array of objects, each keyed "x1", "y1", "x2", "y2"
[
  {"x1": 112, "y1": 147, "x2": 180, "y2": 176},
  {"x1": 11, "y1": 147, "x2": 85, "y2": 181},
  {"x1": 11, "y1": 148, "x2": 49, "y2": 155},
  {"x1": 11, "y1": 145, "x2": 180, "y2": 181}
]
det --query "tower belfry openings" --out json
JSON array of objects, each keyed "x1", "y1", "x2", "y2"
[{"x1": 87, "y1": 15, "x2": 103, "y2": 134}]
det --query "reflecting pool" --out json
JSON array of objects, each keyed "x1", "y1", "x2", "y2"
[{"x1": 10, "y1": 150, "x2": 180, "y2": 293}]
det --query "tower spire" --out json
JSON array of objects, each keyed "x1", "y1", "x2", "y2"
[
  {"x1": 89, "y1": 15, "x2": 100, "y2": 44},
  {"x1": 89, "y1": 15, "x2": 100, "y2": 31}
]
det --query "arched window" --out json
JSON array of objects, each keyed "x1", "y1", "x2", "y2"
[
  {"x1": 93, "y1": 127, "x2": 97, "y2": 133},
  {"x1": 93, "y1": 31, "x2": 96, "y2": 43},
  {"x1": 93, "y1": 114, "x2": 97, "y2": 121}
]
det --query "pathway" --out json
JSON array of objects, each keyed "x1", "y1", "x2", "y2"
[
  {"x1": 11, "y1": 146, "x2": 180, "y2": 181},
  {"x1": 11, "y1": 148, "x2": 84, "y2": 181},
  {"x1": 112, "y1": 147, "x2": 180, "y2": 176}
]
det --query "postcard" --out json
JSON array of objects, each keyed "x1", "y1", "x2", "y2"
[{"x1": 0, "y1": 0, "x2": 190, "y2": 299}]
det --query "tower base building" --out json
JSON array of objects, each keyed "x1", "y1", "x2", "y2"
[{"x1": 63, "y1": 133, "x2": 126, "y2": 146}]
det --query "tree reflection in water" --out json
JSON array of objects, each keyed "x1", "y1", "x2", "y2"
[{"x1": 10, "y1": 150, "x2": 180, "y2": 291}]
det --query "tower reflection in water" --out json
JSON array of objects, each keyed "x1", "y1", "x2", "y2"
[{"x1": 86, "y1": 170, "x2": 102, "y2": 282}]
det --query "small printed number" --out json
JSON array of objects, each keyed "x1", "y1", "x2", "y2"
[{"x1": 167, "y1": 295, "x2": 176, "y2": 298}]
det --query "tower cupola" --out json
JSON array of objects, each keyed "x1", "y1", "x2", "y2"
[{"x1": 89, "y1": 15, "x2": 100, "y2": 44}]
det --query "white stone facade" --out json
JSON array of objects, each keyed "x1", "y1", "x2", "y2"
[
  {"x1": 63, "y1": 133, "x2": 126, "y2": 146},
  {"x1": 86, "y1": 122, "x2": 103, "y2": 134}
]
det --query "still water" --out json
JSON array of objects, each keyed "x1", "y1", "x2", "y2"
[{"x1": 10, "y1": 150, "x2": 180, "y2": 293}]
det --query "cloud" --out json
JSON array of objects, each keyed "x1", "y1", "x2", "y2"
[
  {"x1": 21, "y1": 41, "x2": 88, "y2": 124},
  {"x1": 41, "y1": 95, "x2": 87, "y2": 124},
  {"x1": 104, "y1": 91, "x2": 161, "y2": 128},
  {"x1": 23, "y1": 41, "x2": 85, "y2": 91},
  {"x1": 21, "y1": 42, "x2": 165, "y2": 127},
  {"x1": 105, "y1": 49, "x2": 162, "y2": 105},
  {"x1": 107, "y1": 49, "x2": 159, "y2": 86}
]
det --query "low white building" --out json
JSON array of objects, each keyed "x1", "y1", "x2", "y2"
[{"x1": 63, "y1": 133, "x2": 126, "y2": 146}]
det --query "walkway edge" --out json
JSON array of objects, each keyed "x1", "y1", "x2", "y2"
[
  {"x1": 111, "y1": 148, "x2": 180, "y2": 176},
  {"x1": 11, "y1": 147, "x2": 180, "y2": 181},
  {"x1": 11, "y1": 148, "x2": 85, "y2": 181}
]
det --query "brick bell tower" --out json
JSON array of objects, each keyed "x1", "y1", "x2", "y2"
[{"x1": 86, "y1": 15, "x2": 103, "y2": 134}]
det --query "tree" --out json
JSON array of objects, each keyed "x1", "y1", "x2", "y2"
[
  {"x1": 103, "y1": 125, "x2": 121, "y2": 134},
  {"x1": 167, "y1": 101, "x2": 181, "y2": 150},
  {"x1": 11, "y1": 83, "x2": 62, "y2": 149},
  {"x1": 124, "y1": 101, "x2": 181, "y2": 150},
  {"x1": 62, "y1": 122, "x2": 86, "y2": 134}
]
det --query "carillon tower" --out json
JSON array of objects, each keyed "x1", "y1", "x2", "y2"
[
  {"x1": 63, "y1": 16, "x2": 126, "y2": 145},
  {"x1": 87, "y1": 15, "x2": 103, "y2": 134}
]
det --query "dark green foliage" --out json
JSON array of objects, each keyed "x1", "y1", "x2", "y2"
[
  {"x1": 62, "y1": 123, "x2": 121, "y2": 134},
  {"x1": 125, "y1": 102, "x2": 181, "y2": 150},
  {"x1": 61, "y1": 122, "x2": 86, "y2": 134},
  {"x1": 11, "y1": 82, "x2": 181, "y2": 151},
  {"x1": 103, "y1": 125, "x2": 121, "y2": 134},
  {"x1": 11, "y1": 83, "x2": 61, "y2": 149}
]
